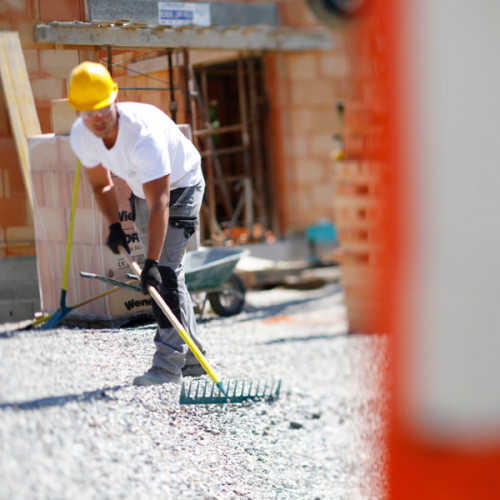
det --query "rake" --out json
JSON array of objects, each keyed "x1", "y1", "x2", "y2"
[
  {"x1": 40, "y1": 159, "x2": 82, "y2": 330},
  {"x1": 180, "y1": 378, "x2": 282, "y2": 405},
  {"x1": 119, "y1": 248, "x2": 281, "y2": 405}
]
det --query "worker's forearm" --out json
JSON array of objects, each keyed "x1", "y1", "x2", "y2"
[
  {"x1": 147, "y1": 206, "x2": 168, "y2": 262},
  {"x1": 93, "y1": 185, "x2": 120, "y2": 225}
]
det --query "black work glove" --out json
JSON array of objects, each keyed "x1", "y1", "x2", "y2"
[
  {"x1": 140, "y1": 259, "x2": 161, "y2": 294},
  {"x1": 106, "y1": 223, "x2": 130, "y2": 254}
]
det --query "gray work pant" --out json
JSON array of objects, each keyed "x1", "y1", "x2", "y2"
[{"x1": 132, "y1": 179, "x2": 205, "y2": 374}]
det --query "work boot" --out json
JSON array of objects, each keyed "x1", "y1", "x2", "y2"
[
  {"x1": 133, "y1": 366, "x2": 181, "y2": 386},
  {"x1": 182, "y1": 363, "x2": 205, "y2": 377}
]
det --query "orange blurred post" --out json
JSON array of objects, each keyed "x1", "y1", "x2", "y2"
[{"x1": 381, "y1": 0, "x2": 500, "y2": 498}]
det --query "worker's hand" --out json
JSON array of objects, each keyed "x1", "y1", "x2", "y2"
[
  {"x1": 140, "y1": 259, "x2": 161, "y2": 294},
  {"x1": 106, "y1": 223, "x2": 130, "y2": 254}
]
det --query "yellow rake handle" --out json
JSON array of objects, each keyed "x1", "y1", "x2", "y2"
[{"x1": 121, "y1": 250, "x2": 222, "y2": 386}]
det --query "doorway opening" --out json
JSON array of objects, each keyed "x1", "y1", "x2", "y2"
[{"x1": 191, "y1": 56, "x2": 276, "y2": 245}]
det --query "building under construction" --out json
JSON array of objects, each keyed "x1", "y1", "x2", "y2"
[{"x1": 0, "y1": 0, "x2": 384, "y2": 326}]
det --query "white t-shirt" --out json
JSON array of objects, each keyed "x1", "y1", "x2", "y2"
[{"x1": 70, "y1": 102, "x2": 203, "y2": 199}]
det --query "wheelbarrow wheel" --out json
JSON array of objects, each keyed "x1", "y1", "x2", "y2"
[{"x1": 207, "y1": 273, "x2": 246, "y2": 317}]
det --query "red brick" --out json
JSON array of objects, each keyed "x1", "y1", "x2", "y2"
[
  {"x1": 23, "y1": 49, "x2": 39, "y2": 76},
  {"x1": 0, "y1": 91, "x2": 12, "y2": 137},
  {"x1": 28, "y1": 135, "x2": 59, "y2": 172},
  {"x1": 278, "y1": 2, "x2": 318, "y2": 28},
  {"x1": 36, "y1": 106, "x2": 52, "y2": 134},
  {"x1": 12, "y1": 20, "x2": 38, "y2": 50},
  {"x1": 0, "y1": 138, "x2": 18, "y2": 168},
  {"x1": 5, "y1": 168, "x2": 27, "y2": 197},
  {"x1": 0, "y1": 0, "x2": 35, "y2": 21},
  {"x1": 34, "y1": 207, "x2": 67, "y2": 243},
  {"x1": 5, "y1": 242, "x2": 36, "y2": 257},
  {"x1": 31, "y1": 78, "x2": 65, "y2": 102},
  {"x1": 285, "y1": 53, "x2": 318, "y2": 80},
  {"x1": 5, "y1": 224, "x2": 35, "y2": 244},
  {"x1": 31, "y1": 171, "x2": 46, "y2": 206},
  {"x1": 39, "y1": 0, "x2": 85, "y2": 22},
  {"x1": 0, "y1": 196, "x2": 28, "y2": 226},
  {"x1": 39, "y1": 49, "x2": 79, "y2": 79}
]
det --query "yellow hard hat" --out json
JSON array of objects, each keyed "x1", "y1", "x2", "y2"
[{"x1": 68, "y1": 61, "x2": 118, "y2": 112}]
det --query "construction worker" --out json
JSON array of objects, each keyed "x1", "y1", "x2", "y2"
[{"x1": 67, "y1": 61, "x2": 206, "y2": 386}]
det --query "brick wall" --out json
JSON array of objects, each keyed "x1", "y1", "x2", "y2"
[
  {"x1": 0, "y1": 0, "x2": 85, "y2": 259},
  {"x1": 265, "y1": 1, "x2": 348, "y2": 232},
  {"x1": 0, "y1": 0, "x2": 352, "y2": 248}
]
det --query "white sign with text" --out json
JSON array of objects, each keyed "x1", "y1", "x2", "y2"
[{"x1": 158, "y1": 2, "x2": 211, "y2": 27}]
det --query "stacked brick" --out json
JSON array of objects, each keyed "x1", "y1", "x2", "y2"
[
  {"x1": 333, "y1": 158, "x2": 389, "y2": 333},
  {"x1": 264, "y1": 48, "x2": 342, "y2": 231},
  {"x1": 0, "y1": 126, "x2": 35, "y2": 258},
  {"x1": 332, "y1": 39, "x2": 390, "y2": 333},
  {"x1": 29, "y1": 134, "x2": 152, "y2": 325},
  {"x1": 0, "y1": 1, "x2": 81, "y2": 259}
]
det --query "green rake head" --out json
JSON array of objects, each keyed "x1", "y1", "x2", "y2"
[{"x1": 179, "y1": 379, "x2": 282, "y2": 405}]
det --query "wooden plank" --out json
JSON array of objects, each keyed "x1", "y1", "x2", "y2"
[
  {"x1": 237, "y1": 55, "x2": 253, "y2": 233},
  {"x1": 193, "y1": 123, "x2": 242, "y2": 137},
  {"x1": 200, "y1": 145, "x2": 245, "y2": 157},
  {"x1": 0, "y1": 31, "x2": 41, "y2": 214},
  {"x1": 247, "y1": 56, "x2": 267, "y2": 226}
]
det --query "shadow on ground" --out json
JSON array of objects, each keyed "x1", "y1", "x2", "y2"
[{"x1": 0, "y1": 385, "x2": 123, "y2": 412}]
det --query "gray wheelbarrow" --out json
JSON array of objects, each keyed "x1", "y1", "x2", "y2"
[
  {"x1": 185, "y1": 247, "x2": 249, "y2": 318},
  {"x1": 81, "y1": 247, "x2": 248, "y2": 319}
]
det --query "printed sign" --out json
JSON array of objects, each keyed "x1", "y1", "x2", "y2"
[{"x1": 158, "y1": 2, "x2": 211, "y2": 27}]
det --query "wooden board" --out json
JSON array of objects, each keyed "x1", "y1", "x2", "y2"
[{"x1": 0, "y1": 31, "x2": 41, "y2": 213}]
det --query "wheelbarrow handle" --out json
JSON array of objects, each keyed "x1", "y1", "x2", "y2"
[
  {"x1": 118, "y1": 248, "x2": 225, "y2": 393},
  {"x1": 80, "y1": 271, "x2": 142, "y2": 293}
]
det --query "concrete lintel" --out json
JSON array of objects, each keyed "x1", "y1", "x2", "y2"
[{"x1": 34, "y1": 23, "x2": 333, "y2": 52}]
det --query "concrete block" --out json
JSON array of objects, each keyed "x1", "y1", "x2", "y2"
[
  {"x1": 31, "y1": 171, "x2": 46, "y2": 206},
  {"x1": 290, "y1": 80, "x2": 337, "y2": 106},
  {"x1": 57, "y1": 135, "x2": 80, "y2": 174},
  {"x1": 290, "y1": 109, "x2": 315, "y2": 134},
  {"x1": 0, "y1": 0, "x2": 30, "y2": 19},
  {"x1": 0, "y1": 255, "x2": 40, "y2": 322},
  {"x1": 30, "y1": 78, "x2": 65, "y2": 102},
  {"x1": 289, "y1": 135, "x2": 308, "y2": 157},
  {"x1": 319, "y1": 53, "x2": 351, "y2": 79},
  {"x1": 23, "y1": 49, "x2": 39, "y2": 75},
  {"x1": 311, "y1": 132, "x2": 336, "y2": 156},
  {"x1": 50, "y1": 99, "x2": 76, "y2": 135},
  {"x1": 286, "y1": 53, "x2": 317, "y2": 80},
  {"x1": 12, "y1": 20, "x2": 38, "y2": 50},
  {"x1": 34, "y1": 207, "x2": 67, "y2": 243},
  {"x1": 28, "y1": 135, "x2": 59, "y2": 172},
  {"x1": 71, "y1": 209, "x2": 102, "y2": 244},
  {"x1": 40, "y1": 50, "x2": 79, "y2": 79},
  {"x1": 5, "y1": 224, "x2": 35, "y2": 244},
  {"x1": 292, "y1": 158, "x2": 324, "y2": 183},
  {"x1": 39, "y1": 0, "x2": 82, "y2": 21}
]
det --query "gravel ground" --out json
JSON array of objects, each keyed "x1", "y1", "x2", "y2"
[{"x1": 0, "y1": 282, "x2": 387, "y2": 500}]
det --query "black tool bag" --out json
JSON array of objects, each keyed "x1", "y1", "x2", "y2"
[{"x1": 169, "y1": 215, "x2": 198, "y2": 239}]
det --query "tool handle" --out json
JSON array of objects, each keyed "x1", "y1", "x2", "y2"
[
  {"x1": 80, "y1": 272, "x2": 97, "y2": 279},
  {"x1": 62, "y1": 159, "x2": 81, "y2": 294},
  {"x1": 120, "y1": 248, "x2": 221, "y2": 385}
]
